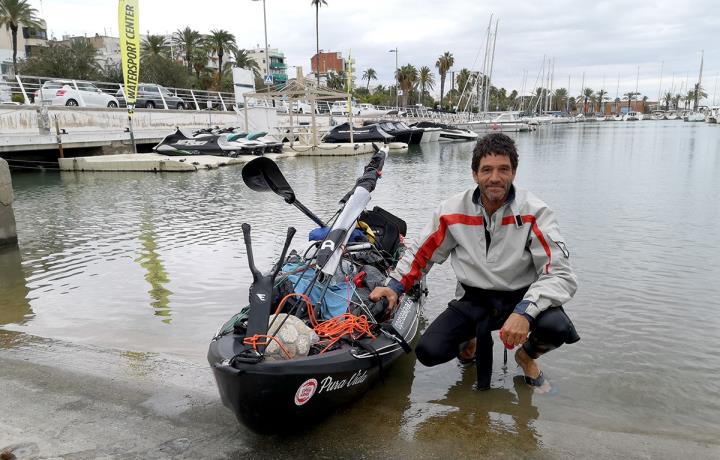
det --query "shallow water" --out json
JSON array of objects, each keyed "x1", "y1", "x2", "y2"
[{"x1": 2, "y1": 120, "x2": 720, "y2": 453}]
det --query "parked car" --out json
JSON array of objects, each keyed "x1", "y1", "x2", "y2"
[
  {"x1": 115, "y1": 84, "x2": 186, "y2": 110},
  {"x1": 277, "y1": 100, "x2": 314, "y2": 114},
  {"x1": 329, "y1": 100, "x2": 361, "y2": 116},
  {"x1": 34, "y1": 80, "x2": 119, "y2": 107}
]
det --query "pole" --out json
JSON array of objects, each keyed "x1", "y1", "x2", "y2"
[
  {"x1": 262, "y1": 0, "x2": 270, "y2": 83},
  {"x1": 395, "y1": 47, "x2": 399, "y2": 110},
  {"x1": 347, "y1": 50, "x2": 354, "y2": 143},
  {"x1": 54, "y1": 115, "x2": 64, "y2": 158}
]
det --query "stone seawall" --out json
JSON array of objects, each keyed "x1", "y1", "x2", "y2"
[{"x1": 0, "y1": 158, "x2": 17, "y2": 246}]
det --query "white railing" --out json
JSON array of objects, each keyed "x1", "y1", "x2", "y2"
[{"x1": 2, "y1": 74, "x2": 239, "y2": 111}]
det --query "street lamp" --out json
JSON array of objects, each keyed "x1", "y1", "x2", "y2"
[
  {"x1": 388, "y1": 48, "x2": 398, "y2": 109},
  {"x1": 251, "y1": 0, "x2": 271, "y2": 84}
]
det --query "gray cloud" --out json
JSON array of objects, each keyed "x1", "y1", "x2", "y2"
[{"x1": 36, "y1": 0, "x2": 720, "y2": 101}]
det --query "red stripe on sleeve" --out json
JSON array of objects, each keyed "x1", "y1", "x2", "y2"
[{"x1": 400, "y1": 214, "x2": 484, "y2": 291}]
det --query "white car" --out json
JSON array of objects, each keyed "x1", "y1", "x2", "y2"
[
  {"x1": 34, "y1": 80, "x2": 119, "y2": 108},
  {"x1": 330, "y1": 100, "x2": 361, "y2": 116}
]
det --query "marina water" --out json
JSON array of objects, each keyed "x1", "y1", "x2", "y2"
[{"x1": 1, "y1": 121, "x2": 719, "y2": 456}]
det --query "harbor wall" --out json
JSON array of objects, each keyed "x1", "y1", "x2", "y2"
[{"x1": 0, "y1": 158, "x2": 17, "y2": 246}]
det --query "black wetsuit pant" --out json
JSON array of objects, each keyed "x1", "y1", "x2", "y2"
[{"x1": 415, "y1": 284, "x2": 580, "y2": 389}]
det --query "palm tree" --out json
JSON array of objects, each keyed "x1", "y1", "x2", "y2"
[
  {"x1": 191, "y1": 45, "x2": 209, "y2": 81},
  {"x1": 595, "y1": 89, "x2": 607, "y2": 113},
  {"x1": 172, "y1": 27, "x2": 201, "y2": 73},
  {"x1": 672, "y1": 94, "x2": 682, "y2": 111},
  {"x1": 232, "y1": 49, "x2": 261, "y2": 79},
  {"x1": 0, "y1": 0, "x2": 42, "y2": 74},
  {"x1": 396, "y1": 64, "x2": 418, "y2": 106},
  {"x1": 418, "y1": 66, "x2": 435, "y2": 103},
  {"x1": 141, "y1": 35, "x2": 170, "y2": 61},
  {"x1": 310, "y1": 0, "x2": 327, "y2": 86},
  {"x1": 435, "y1": 52, "x2": 454, "y2": 108},
  {"x1": 553, "y1": 88, "x2": 568, "y2": 111},
  {"x1": 692, "y1": 84, "x2": 708, "y2": 111},
  {"x1": 455, "y1": 68, "x2": 473, "y2": 109},
  {"x1": 206, "y1": 29, "x2": 237, "y2": 82},
  {"x1": 663, "y1": 92, "x2": 672, "y2": 111},
  {"x1": 623, "y1": 91, "x2": 640, "y2": 110},
  {"x1": 361, "y1": 68, "x2": 377, "y2": 91},
  {"x1": 580, "y1": 88, "x2": 594, "y2": 114}
]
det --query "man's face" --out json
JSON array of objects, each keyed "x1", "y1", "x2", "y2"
[{"x1": 472, "y1": 153, "x2": 516, "y2": 207}]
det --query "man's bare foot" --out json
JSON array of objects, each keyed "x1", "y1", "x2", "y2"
[
  {"x1": 515, "y1": 347, "x2": 551, "y2": 393},
  {"x1": 458, "y1": 338, "x2": 476, "y2": 364}
]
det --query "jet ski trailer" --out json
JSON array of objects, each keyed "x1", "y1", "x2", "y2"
[{"x1": 207, "y1": 145, "x2": 426, "y2": 433}]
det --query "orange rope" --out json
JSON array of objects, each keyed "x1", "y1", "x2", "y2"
[{"x1": 243, "y1": 292, "x2": 376, "y2": 358}]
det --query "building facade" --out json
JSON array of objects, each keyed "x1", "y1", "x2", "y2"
[
  {"x1": 247, "y1": 46, "x2": 287, "y2": 84},
  {"x1": 0, "y1": 20, "x2": 48, "y2": 75},
  {"x1": 310, "y1": 51, "x2": 345, "y2": 78}
]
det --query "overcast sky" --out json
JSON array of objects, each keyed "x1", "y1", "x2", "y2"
[{"x1": 32, "y1": 0, "x2": 720, "y2": 102}]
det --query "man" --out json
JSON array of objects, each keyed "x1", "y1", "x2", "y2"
[{"x1": 370, "y1": 133, "x2": 579, "y2": 391}]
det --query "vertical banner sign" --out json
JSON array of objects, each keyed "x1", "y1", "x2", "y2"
[{"x1": 118, "y1": 0, "x2": 140, "y2": 152}]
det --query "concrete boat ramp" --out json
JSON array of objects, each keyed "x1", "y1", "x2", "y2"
[{"x1": 57, "y1": 143, "x2": 389, "y2": 172}]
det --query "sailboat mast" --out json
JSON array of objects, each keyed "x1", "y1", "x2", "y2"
[
  {"x1": 485, "y1": 18, "x2": 499, "y2": 113},
  {"x1": 694, "y1": 50, "x2": 704, "y2": 111}
]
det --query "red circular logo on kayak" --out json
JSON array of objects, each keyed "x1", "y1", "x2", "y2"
[{"x1": 294, "y1": 379, "x2": 318, "y2": 406}]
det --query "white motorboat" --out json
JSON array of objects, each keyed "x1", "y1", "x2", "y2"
[
  {"x1": 612, "y1": 113, "x2": 623, "y2": 121},
  {"x1": 684, "y1": 111, "x2": 706, "y2": 122},
  {"x1": 414, "y1": 121, "x2": 478, "y2": 141},
  {"x1": 623, "y1": 111, "x2": 640, "y2": 121},
  {"x1": 466, "y1": 112, "x2": 533, "y2": 133},
  {"x1": 594, "y1": 113, "x2": 606, "y2": 122},
  {"x1": 666, "y1": 112, "x2": 679, "y2": 120}
]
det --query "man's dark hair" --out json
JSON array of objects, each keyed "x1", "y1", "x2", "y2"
[{"x1": 471, "y1": 133, "x2": 519, "y2": 172}]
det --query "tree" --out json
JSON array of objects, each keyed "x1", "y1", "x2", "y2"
[
  {"x1": 191, "y1": 45, "x2": 210, "y2": 81},
  {"x1": 141, "y1": 34, "x2": 170, "y2": 62},
  {"x1": 580, "y1": 88, "x2": 594, "y2": 114},
  {"x1": 231, "y1": 49, "x2": 261, "y2": 79},
  {"x1": 206, "y1": 29, "x2": 237, "y2": 83},
  {"x1": 361, "y1": 68, "x2": 377, "y2": 91},
  {"x1": 455, "y1": 68, "x2": 473, "y2": 109},
  {"x1": 623, "y1": 91, "x2": 640, "y2": 110},
  {"x1": 310, "y1": 0, "x2": 327, "y2": 86},
  {"x1": 396, "y1": 64, "x2": 418, "y2": 106},
  {"x1": 418, "y1": 66, "x2": 435, "y2": 104},
  {"x1": 692, "y1": 84, "x2": 707, "y2": 111},
  {"x1": 663, "y1": 91, "x2": 672, "y2": 111},
  {"x1": 553, "y1": 88, "x2": 568, "y2": 111},
  {"x1": 18, "y1": 38, "x2": 100, "y2": 80},
  {"x1": 596, "y1": 89, "x2": 607, "y2": 113},
  {"x1": 0, "y1": 0, "x2": 42, "y2": 74},
  {"x1": 172, "y1": 27, "x2": 201, "y2": 73},
  {"x1": 435, "y1": 51, "x2": 454, "y2": 108},
  {"x1": 141, "y1": 56, "x2": 191, "y2": 89},
  {"x1": 326, "y1": 70, "x2": 344, "y2": 91}
]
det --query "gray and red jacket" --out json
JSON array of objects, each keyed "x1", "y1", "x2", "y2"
[{"x1": 388, "y1": 185, "x2": 577, "y2": 320}]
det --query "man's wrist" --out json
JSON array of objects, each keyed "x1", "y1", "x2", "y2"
[
  {"x1": 385, "y1": 277, "x2": 405, "y2": 296},
  {"x1": 513, "y1": 300, "x2": 536, "y2": 325}
]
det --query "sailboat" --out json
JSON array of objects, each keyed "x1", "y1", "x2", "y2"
[{"x1": 685, "y1": 51, "x2": 706, "y2": 122}]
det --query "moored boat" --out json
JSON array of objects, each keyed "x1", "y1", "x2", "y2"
[{"x1": 207, "y1": 146, "x2": 426, "y2": 433}]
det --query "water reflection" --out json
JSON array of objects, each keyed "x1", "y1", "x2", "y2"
[
  {"x1": 402, "y1": 367, "x2": 540, "y2": 454},
  {"x1": 135, "y1": 212, "x2": 172, "y2": 323},
  {"x1": 0, "y1": 245, "x2": 32, "y2": 326}
]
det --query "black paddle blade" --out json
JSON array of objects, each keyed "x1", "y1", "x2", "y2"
[{"x1": 241, "y1": 157, "x2": 296, "y2": 204}]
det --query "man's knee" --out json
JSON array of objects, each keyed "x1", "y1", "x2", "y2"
[
  {"x1": 415, "y1": 335, "x2": 452, "y2": 367},
  {"x1": 523, "y1": 307, "x2": 580, "y2": 359},
  {"x1": 532, "y1": 307, "x2": 579, "y2": 344}
]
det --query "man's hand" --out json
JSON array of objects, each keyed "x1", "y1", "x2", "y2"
[
  {"x1": 369, "y1": 286, "x2": 399, "y2": 312},
  {"x1": 499, "y1": 313, "x2": 530, "y2": 349}
]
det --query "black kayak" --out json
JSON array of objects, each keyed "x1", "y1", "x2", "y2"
[
  {"x1": 323, "y1": 122, "x2": 395, "y2": 143},
  {"x1": 207, "y1": 146, "x2": 427, "y2": 433}
]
